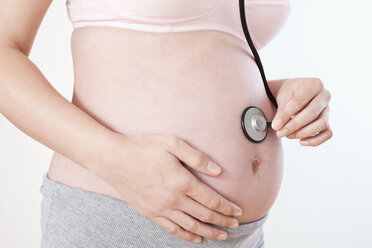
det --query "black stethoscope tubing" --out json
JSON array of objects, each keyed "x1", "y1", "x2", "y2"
[{"x1": 238, "y1": 0, "x2": 278, "y2": 110}]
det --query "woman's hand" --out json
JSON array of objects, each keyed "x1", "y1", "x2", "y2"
[
  {"x1": 271, "y1": 77, "x2": 333, "y2": 146},
  {"x1": 99, "y1": 133, "x2": 243, "y2": 243}
]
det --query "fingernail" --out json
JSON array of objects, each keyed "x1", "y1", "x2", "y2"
[
  {"x1": 233, "y1": 210, "x2": 242, "y2": 217},
  {"x1": 276, "y1": 128, "x2": 288, "y2": 137},
  {"x1": 286, "y1": 133, "x2": 296, "y2": 139},
  {"x1": 271, "y1": 118, "x2": 283, "y2": 130},
  {"x1": 232, "y1": 205, "x2": 243, "y2": 216},
  {"x1": 229, "y1": 219, "x2": 239, "y2": 228},
  {"x1": 300, "y1": 140, "x2": 310, "y2": 145},
  {"x1": 217, "y1": 232, "x2": 228, "y2": 240},
  {"x1": 192, "y1": 236, "x2": 202, "y2": 243},
  {"x1": 207, "y1": 161, "x2": 222, "y2": 175}
]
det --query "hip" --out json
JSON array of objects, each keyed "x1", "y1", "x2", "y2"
[{"x1": 40, "y1": 174, "x2": 267, "y2": 248}]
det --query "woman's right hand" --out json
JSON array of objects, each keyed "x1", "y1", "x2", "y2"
[{"x1": 101, "y1": 133, "x2": 243, "y2": 243}]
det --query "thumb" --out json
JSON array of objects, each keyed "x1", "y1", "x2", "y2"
[
  {"x1": 166, "y1": 137, "x2": 222, "y2": 176},
  {"x1": 271, "y1": 86, "x2": 293, "y2": 130}
]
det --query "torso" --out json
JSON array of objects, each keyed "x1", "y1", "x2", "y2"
[
  {"x1": 48, "y1": 26, "x2": 284, "y2": 224},
  {"x1": 48, "y1": 0, "x2": 291, "y2": 224}
]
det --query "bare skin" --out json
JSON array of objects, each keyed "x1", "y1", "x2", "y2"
[
  {"x1": 0, "y1": 0, "x2": 332, "y2": 244},
  {"x1": 272, "y1": 77, "x2": 332, "y2": 145},
  {"x1": 48, "y1": 25, "x2": 284, "y2": 239}
]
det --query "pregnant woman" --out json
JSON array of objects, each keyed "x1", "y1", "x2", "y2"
[{"x1": 0, "y1": 0, "x2": 332, "y2": 247}]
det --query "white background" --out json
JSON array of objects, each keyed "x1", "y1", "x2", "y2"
[{"x1": 1, "y1": 0, "x2": 371, "y2": 247}]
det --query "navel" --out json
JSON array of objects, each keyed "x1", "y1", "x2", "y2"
[{"x1": 251, "y1": 155, "x2": 262, "y2": 173}]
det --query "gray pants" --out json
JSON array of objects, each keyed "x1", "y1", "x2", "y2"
[{"x1": 40, "y1": 174, "x2": 267, "y2": 248}]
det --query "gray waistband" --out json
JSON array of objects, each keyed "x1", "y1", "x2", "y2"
[{"x1": 40, "y1": 173, "x2": 267, "y2": 247}]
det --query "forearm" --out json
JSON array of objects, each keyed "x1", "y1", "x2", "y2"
[
  {"x1": 0, "y1": 46, "x2": 123, "y2": 177},
  {"x1": 267, "y1": 78, "x2": 288, "y2": 98}
]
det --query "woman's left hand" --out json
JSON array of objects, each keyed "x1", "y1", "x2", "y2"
[{"x1": 271, "y1": 77, "x2": 333, "y2": 146}]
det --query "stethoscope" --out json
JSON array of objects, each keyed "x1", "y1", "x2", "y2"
[{"x1": 239, "y1": 0, "x2": 278, "y2": 143}]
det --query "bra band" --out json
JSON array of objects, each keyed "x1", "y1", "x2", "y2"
[{"x1": 239, "y1": 0, "x2": 278, "y2": 109}]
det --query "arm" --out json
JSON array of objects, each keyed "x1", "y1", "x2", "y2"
[{"x1": 0, "y1": 0, "x2": 122, "y2": 178}]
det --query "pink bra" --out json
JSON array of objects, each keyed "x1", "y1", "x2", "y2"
[{"x1": 66, "y1": 0, "x2": 291, "y2": 50}]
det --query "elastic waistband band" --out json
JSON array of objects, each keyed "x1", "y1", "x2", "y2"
[{"x1": 40, "y1": 173, "x2": 268, "y2": 237}]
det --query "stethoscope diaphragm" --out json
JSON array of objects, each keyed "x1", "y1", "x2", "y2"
[{"x1": 241, "y1": 106, "x2": 271, "y2": 143}]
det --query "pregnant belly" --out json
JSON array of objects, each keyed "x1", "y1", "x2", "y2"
[{"x1": 48, "y1": 26, "x2": 284, "y2": 224}]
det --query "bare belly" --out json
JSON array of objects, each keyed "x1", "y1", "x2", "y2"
[{"x1": 48, "y1": 26, "x2": 284, "y2": 224}]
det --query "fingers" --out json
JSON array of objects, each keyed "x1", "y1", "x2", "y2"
[
  {"x1": 276, "y1": 89, "x2": 331, "y2": 138},
  {"x1": 186, "y1": 176, "x2": 243, "y2": 217},
  {"x1": 272, "y1": 78, "x2": 324, "y2": 131},
  {"x1": 152, "y1": 216, "x2": 202, "y2": 243},
  {"x1": 177, "y1": 196, "x2": 239, "y2": 229},
  {"x1": 164, "y1": 134, "x2": 223, "y2": 176},
  {"x1": 168, "y1": 209, "x2": 229, "y2": 241},
  {"x1": 286, "y1": 105, "x2": 330, "y2": 139},
  {"x1": 298, "y1": 128, "x2": 333, "y2": 146}
]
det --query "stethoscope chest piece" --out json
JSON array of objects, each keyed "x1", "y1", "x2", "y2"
[
  {"x1": 239, "y1": 0, "x2": 278, "y2": 143},
  {"x1": 241, "y1": 106, "x2": 270, "y2": 143}
]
